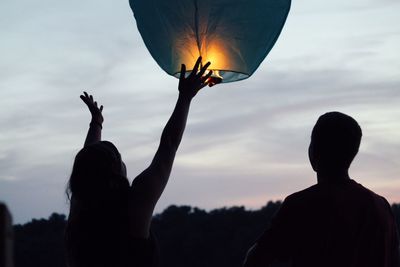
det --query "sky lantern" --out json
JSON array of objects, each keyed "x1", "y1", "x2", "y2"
[{"x1": 129, "y1": 0, "x2": 291, "y2": 84}]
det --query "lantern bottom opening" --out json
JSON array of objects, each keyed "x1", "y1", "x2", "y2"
[{"x1": 173, "y1": 70, "x2": 250, "y2": 83}]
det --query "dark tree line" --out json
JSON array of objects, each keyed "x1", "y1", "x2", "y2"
[{"x1": 13, "y1": 202, "x2": 400, "y2": 267}]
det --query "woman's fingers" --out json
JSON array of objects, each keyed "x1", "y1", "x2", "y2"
[
  {"x1": 80, "y1": 92, "x2": 103, "y2": 112},
  {"x1": 80, "y1": 94, "x2": 89, "y2": 104},
  {"x1": 180, "y1": 64, "x2": 186, "y2": 80},
  {"x1": 202, "y1": 70, "x2": 213, "y2": 82},
  {"x1": 197, "y1": 62, "x2": 211, "y2": 77},
  {"x1": 190, "y1": 57, "x2": 202, "y2": 77}
]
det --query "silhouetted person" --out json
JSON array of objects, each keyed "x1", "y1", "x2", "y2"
[
  {"x1": 0, "y1": 203, "x2": 14, "y2": 267},
  {"x1": 244, "y1": 112, "x2": 400, "y2": 267},
  {"x1": 65, "y1": 57, "x2": 213, "y2": 267}
]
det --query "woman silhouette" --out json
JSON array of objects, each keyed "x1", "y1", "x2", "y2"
[{"x1": 65, "y1": 58, "x2": 212, "y2": 267}]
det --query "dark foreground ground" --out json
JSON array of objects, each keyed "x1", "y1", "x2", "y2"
[{"x1": 14, "y1": 202, "x2": 400, "y2": 267}]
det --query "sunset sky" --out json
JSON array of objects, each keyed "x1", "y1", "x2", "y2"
[{"x1": 1, "y1": 0, "x2": 399, "y2": 224}]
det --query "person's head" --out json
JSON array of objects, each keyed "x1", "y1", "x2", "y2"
[
  {"x1": 309, "y1": 112, "x2": 362, "y2": 175},
  {"x1": 67, "y1": 141, "x2": 129, "y2": 204},
  {"x1": 65, "y1": 141, "x2": 130, "y2": 267}
]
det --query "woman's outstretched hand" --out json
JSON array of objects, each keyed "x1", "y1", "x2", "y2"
[
  {"x1": 80, "y1": 92, "x2": 104, "y2": 125},
  {"x1": 178, "y1": 56, "x2": 213, "y2": 99}
]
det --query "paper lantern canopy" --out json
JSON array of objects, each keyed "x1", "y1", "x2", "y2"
[{"x1": 129, "y1": 0, "x2": 291, "y2": 83}]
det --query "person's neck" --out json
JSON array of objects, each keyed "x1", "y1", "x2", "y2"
[{"x1": 317, "y1": 169, "x2": 350, "y2": 184}]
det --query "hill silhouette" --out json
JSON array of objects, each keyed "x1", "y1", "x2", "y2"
[{"x1": 14, "y1": 202, "x2": 400, "y2": 267}]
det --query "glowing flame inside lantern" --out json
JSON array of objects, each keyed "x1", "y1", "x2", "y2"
[
  {"x1": 177, "y1": 38, "x2": 228, "y2": 85},
  {"x1": 202, "y1": 69, "x2": 222, "y2": 87},
  {"x1": 201, "y1": 41, "x2": 230, "y2": 70}
]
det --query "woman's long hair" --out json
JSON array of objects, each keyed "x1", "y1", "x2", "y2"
[{"x1": 65, "y1": 141, "x2": 130, "y2": 267}]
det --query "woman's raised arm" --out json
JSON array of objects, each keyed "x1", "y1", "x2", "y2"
[
  {"x1": 128, "y1": 57, "x2": 213, "y2": 238},
  {"x1": 80, "y1": 92, "x2": 104, "y2": 147}
]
